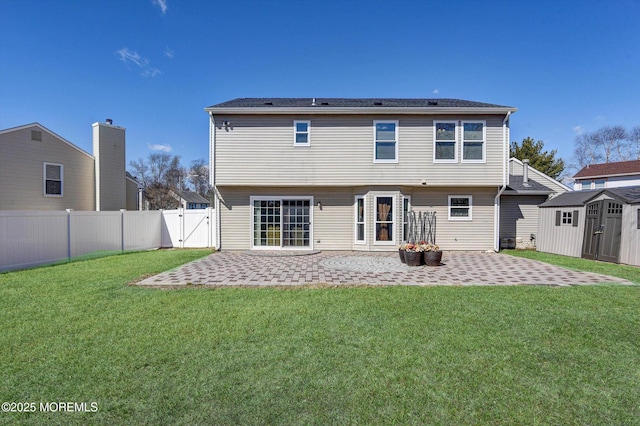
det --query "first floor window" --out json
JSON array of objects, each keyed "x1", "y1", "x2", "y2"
[
  {"x1": 462, "y1": 121, "x2": 485, "y2": 161},
  {"x1": 355, "y1": 196, "x2": 365, "y2": 243},
  {"x1": 402, "y1": 196, "x2": 411, "y2": 242},
  {"x1": 374, "y1": 121, "x2": 398, "y2": 163},
  {"x1": 448, "y1": 195, "x2": 472, "y2": 220},
  {"x1": 252, "y1": 198, "x2": 311, "y2": 248},
  {"x1": 44, "y1": 162, "x2": 63, "y2": 196},
  {"x1": 375, "y1": 196, "x2": 395, "y2": 243}
]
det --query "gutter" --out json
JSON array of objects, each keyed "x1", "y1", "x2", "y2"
[
  {"x1": 494, "y1": 111, "x2": 512, "y2": 252},
  {"x1": 204, "y1": 106, "x2": 519, "y2": 116}
]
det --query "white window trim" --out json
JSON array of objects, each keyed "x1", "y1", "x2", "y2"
[
  {"x1": 354, "y1": 195, "x2": 366, "y2": 245},
  {"x1": 402, "y1": 195, "x2": 411, "y2": 242},
  {"x1": 433, "y1": 120, "x2": 458, "y2": 163},
  {"x1": 249, "y1": 195, "x2": 314, "y2": 250},
  {"x1": 373, "y1": 194, "x2": 396, "y2": 245},
  {"x1": 461, "y1": 120, "x2": 486, "y2": 163},
  {"x1": 448, "y1": 195, "x2": 472, "y2": 221},
  {"x1": 373, "y1": 120, "x2": 399, "y2": 164},
  {"x1": 43, "y1": 162, "x2": 63, "y2": 197},
  {"x1": 293, "y1": 120, "x2": 310, "y2": 146},
  {"x1": 562, "y1": 211, "x2": 573, "y2": 225}
]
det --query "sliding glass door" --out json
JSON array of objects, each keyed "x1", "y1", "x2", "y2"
[{"x1": 252, "y1": 197, "x2": 312, "y2": 249}]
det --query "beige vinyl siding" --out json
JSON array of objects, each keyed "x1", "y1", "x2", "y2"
[
  {"x1": 407, "y1": 187, "x2": 497, "y2": 251},
  {"x1": 125, "y1": 177, "x2": 139, "y2": 210},
  {"x1": 0, "y1": 126, "x2": 94, "y2": 210},
  {"x1": 500, "y1": 195, "x2": 547, "y2": 246},
  {"x1": 218, "y1": 186, "x2": 498, "y2": 251},
  {"x1": 619, "y1": 204, "x2": 640, "y2": 267},
  {"x1": 537, "y1": 207, "x2": 586, "y2": 258},
  {"x1": 214, "y1": 115, "x2": 506, "y2": 187}
]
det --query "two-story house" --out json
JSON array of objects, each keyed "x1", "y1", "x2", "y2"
[
  {"x1": 573, "y1": 159, "x2": 640, "y2": 190},
  {"x1": 205, "y1": 98, "x2": 518, "y2": 252}
]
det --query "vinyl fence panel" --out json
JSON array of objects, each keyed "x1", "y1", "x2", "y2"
[
  {"x1": 123, "y1": 210, "x2": 162, "y2": 251},
  {"x1": 0, "y1": 210, "x2": 69, "y2": 271},
  {"x1": 69, "y1": 211, "x2": 123, "y2": 257}
]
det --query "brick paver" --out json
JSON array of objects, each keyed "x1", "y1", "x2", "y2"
[{"x1": 136, "y1": 251, "x2": 634, "y2": 287}]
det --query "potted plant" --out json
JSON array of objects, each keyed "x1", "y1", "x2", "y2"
[
  {"x1": 423, "y1": 243, "x2": 442, "y2": 266},
  {"x1": 403, "y1": 242, "x2": 424, "y2": 267},
  {"x1": 398, "y1": 243, "x2": 407, "y2": 264}
]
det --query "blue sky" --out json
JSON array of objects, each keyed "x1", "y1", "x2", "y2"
[{"x1": 1, "y1": 0, "x2": 639, "y2": 176}]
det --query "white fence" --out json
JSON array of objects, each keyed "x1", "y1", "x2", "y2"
[{"x1": 0, "y1": 208, "x2": 216, "y2": 272}]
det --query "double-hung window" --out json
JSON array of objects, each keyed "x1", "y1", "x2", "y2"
[
  {"x1": 434, "y1": 121, "x2": 457, "y2": 162},
  {"x1": 44, "y1": 162, "x2": 63, "y2": 196},
  {"x1": 462, "y1": 121, "x2": 485, "y2": 162},
  {"x1": 448, "y1": 195, "x2": 472, "y2": 220},
  {"x1": 294, "y1": 120, "x2": 310, "y2": 146},
  {"x1": 373, "y1": 121, "x2": 398, "y2": 163}
]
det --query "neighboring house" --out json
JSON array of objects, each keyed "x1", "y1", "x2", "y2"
[
  {"x1": 205, "y1": 97, "x2": 519, "y2": 252},
  {"x1": 573, "y1": 159, "x2": 640, "y2": 190},
  {"x1": 173, "y1": 190, "x2": 211, "y2": 209},
  {"x1": 537, "y1": 186, "x2": 640, "y2": 266},
  {"x1": 0, "y1": 121, "x2": 138, "y2": 211},
  {"x1": 500, "y1": 158, "x2": 571, "y2": 248},
  {"x1": 126, "y1": 172, "x2": 143, "y2": 211}
]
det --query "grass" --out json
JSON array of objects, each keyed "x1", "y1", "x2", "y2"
[
  {"x1": 503, "y1": 249, "x2": 640, "y2": 284},
  {"x1": 1, "y1": 250, "x2": 639, "y2": 425}
]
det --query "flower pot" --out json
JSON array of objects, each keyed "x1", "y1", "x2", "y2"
[
  {"x1": 424, "y1": 250, "x2": 442, "y2": 266},
  {"x1": 398, "y1": 248, "x2": 406, "y2": 264},
  {"x1": 404, "y1": 251, "x2": 422, "y2": 267}
]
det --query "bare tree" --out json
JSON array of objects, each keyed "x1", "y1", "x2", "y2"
[
  {"x1": 573, "y1": 125, "x2": 636, "y2": 168},
  {"x1": 128, "y1": 153, "x2": 185, "y2": 210},
  {"x1": 189, "y1": 159, "x2": 211, "y2": 198}
]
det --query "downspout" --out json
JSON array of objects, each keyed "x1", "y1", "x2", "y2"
[
  {"x1": 494, "y1": 111, "x2": 511, "y2": 251},
  {"x1": 209, "y1": 112, "x2": 221, "y2": 250}
]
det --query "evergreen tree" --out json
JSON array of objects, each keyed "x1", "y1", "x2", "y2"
[{"x1": 510, "y1": 137, "x2": 565, "y2": 180}]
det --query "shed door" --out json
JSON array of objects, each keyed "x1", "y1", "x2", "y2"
[{"x1": 581, "y1": 200, "x2": 622, "y2": 263}]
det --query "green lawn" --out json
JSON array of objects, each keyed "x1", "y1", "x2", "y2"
[
  {"x1": 503, "y1": 249, "x2": 640, "y2": 284},
  {"x1": 1, "y1": 250, "x2": 639, "y2": 425}
]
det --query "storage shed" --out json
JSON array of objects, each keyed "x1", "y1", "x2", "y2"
[{"x1": 537, "y1": 186, "x2": 640, "y2": 266}]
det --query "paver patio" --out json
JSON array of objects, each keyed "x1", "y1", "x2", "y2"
[{"x1": 136, "y1": 251, "x2": 633, "y2": 287}]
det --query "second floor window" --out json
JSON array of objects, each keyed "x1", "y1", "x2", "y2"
[
  {"x1": 434, "y1": 121, "x2": 457, "y2": 162},
  {"x1": 294, "y1": 120, "x2": 310, "y2": 146},
  {"x1": 462, "y1": 121, "x2": 485, "y2": 162},
  {"x1": 374, "y1": 121, "x2": 398, "y2": 163}
]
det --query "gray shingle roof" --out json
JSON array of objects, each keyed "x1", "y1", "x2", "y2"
[
  {"x1": 506, "y1": 175, "x2": 553, "y2": 193},
  {"x1": 207, "y1": 98, "x2": 515, "y2": 109},
  {"x1": 179, "y1": 191, "x2": 210, "y2": 204}
]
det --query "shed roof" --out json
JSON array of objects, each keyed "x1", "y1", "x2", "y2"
[
  {"x1": 573, "y1": 159, "x2": 640, "y2": 179},
  {"x1": 179, "y1": 191, "x2": 210, "y2": 204},
  {"x1": 539, "y1": 185, "x2": 640, "y2": 207}
]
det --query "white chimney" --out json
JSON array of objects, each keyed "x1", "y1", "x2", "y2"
[{"x1": 523, "y1": 159, "x2": 530, "y2": 184}]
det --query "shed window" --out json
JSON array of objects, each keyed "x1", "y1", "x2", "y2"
[{"x1": 562, "y1": 211, "x2": 573, "y2": 225}]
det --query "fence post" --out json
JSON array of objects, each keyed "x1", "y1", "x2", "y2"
[
  {"x1": 120, "y1": 209, "x2": 126, "y2": 252},
  {"x1": 65, "y1": 209, "x2": 73, "y2": 262}
]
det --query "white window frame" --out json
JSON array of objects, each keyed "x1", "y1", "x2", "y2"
[
  {"x1": 402, "y1": 195, "x2": 411, "y2": 242},
  {"x1": 250, "y1": 196, "x2": 314, "y2": 250},
  {"x1": 293, "y1": 120, "x2": 310, "y2": 146},
  {"x1": 461, "y1": 120, "x2": 486, "y2": 163},
  {"x1": 374, "y1": 194, "x2": 396, "y2": 245},
  {"x1": 373, "y1": 120, "x2": 399, "y2": 163},
  {"x1": 448, "y1": 195, "x2": 472, "y2": 221},
  {"x1": 433, "y1": 121, "x2": 458, "y2": 163},
  {"x1": 354, "y1": 195, "x2": 366, "y2": 245},
  {"x1": 562, "y1": 211, "x2": 573, "y2": 225},
  {"x1": 43, "y1": 162, "x2": 63, "y2": 197}
]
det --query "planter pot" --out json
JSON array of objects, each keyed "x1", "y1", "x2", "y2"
[
  {"x1": 424, "y1": 251, "x2": 443, "y2": 266},
  {"x1": 398, "y1": 248, "x2": 406, "y2": 264},
  {"x1": 404, "y1": 251, "x2": 422, "y2": 267}
]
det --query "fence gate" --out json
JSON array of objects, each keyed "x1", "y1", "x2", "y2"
[
  {"x1": 581, "y1": 200, "x2": 623, "y2": 263},
  {"x1": 161, "y1": 208, "x2": 215, "y2": 248}
]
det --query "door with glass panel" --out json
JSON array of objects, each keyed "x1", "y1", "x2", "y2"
[{"x1": 253, "y1": 198, "x2": 311, "y2": 248}]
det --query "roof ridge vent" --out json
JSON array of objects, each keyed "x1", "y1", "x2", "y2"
[
  {"x1": 428, "y1": 100, "x2": 438, "y2": 106},
  {"x1": 373, "y1": 101, "x2": 382, "y2": 106},
  {"x1": 321, "y1": 102, "x2": 329, "y2": 105},
  {"x1": 264, "y1": 101, "x2": 273, "y2": 105}
]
